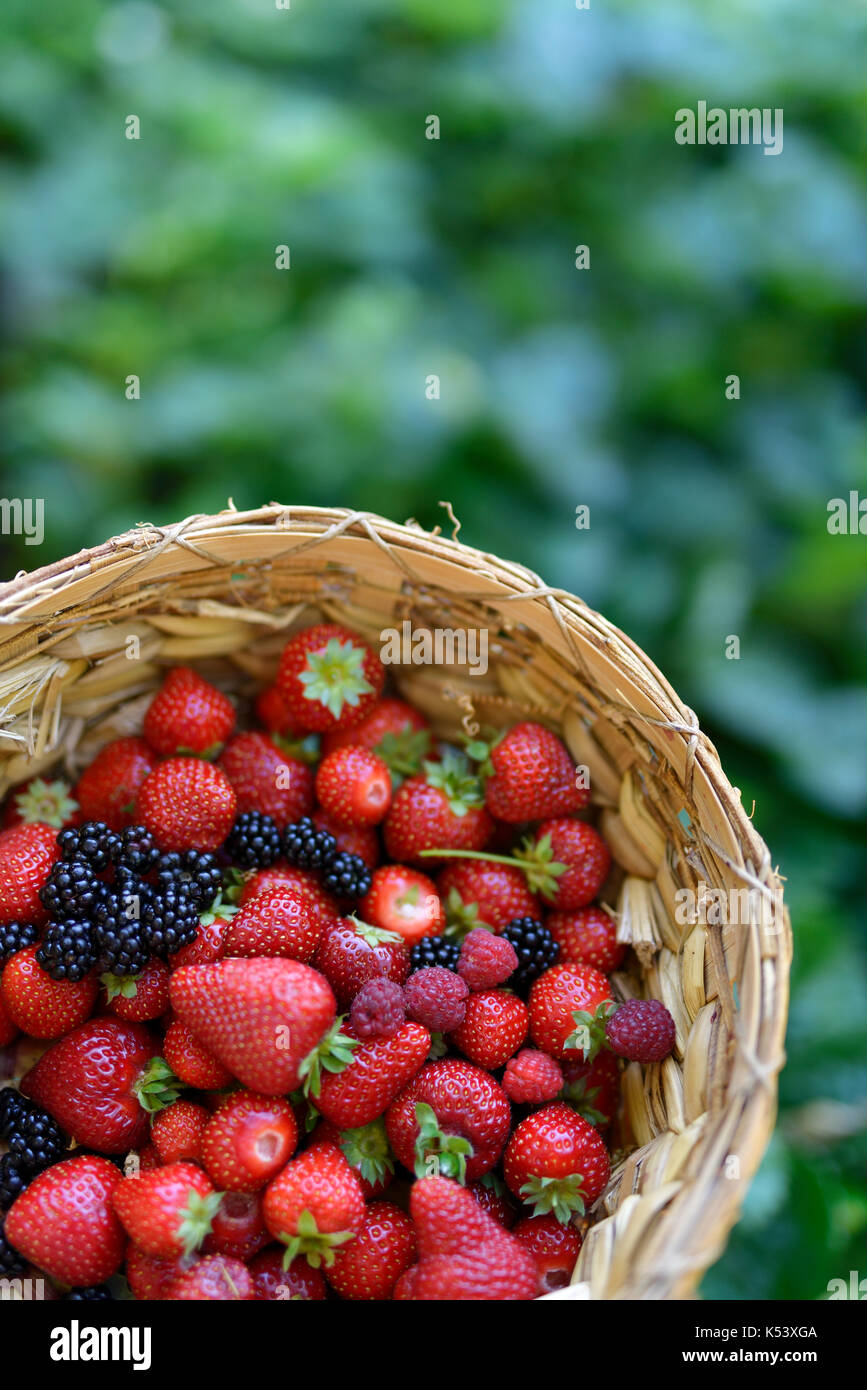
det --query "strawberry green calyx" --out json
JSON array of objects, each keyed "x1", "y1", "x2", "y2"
[
  {"x1": 298, "y1": 1018, "x2": 359, "y2": 1099},
  {"x1": 101, "y1": 972, "x2": 140, "y2": 1003},
  {"x1": 462, "y1": 728, "x2": 506, "y2": 779},
  {"x1": 442, "y1": 886, "x2": 494, "y2": 940},
  {"x1": 423, "y1": 749, "x2": 485, "y2": 817},
  {"x1": 338, "y1": 1118, "x2": 394, "y2": 1189},
  {"x1": 280, "y1": 1209, "x2": 357, "y2": 1270},
  {"x1": 374, "y1": 728, "x2": 432, "y2": 782},
  {"x1": 560, "y1": 1076, "x2": 608, "y2": 1128},
  {"x1": 299, "y1": 638, "x2": 375, "y2": 720},
  {"x1": 519, "y1": 1173, "x2": 588, "y2": 1224},
  {"x1": 178, "y1": 1187, "x2": 224, "y2": 1258},
  {"x1": 289, "y1": 1091, "x2": 320, "y2": 1134},
  {"x1": 347, "y1": 916, "x2": 404, "y2": 949},
  {"x1": 12, "y1": 778, "x2": 78, "y2": 828},
  {"x1": 199, "y1": 891, "x2": 239, "y2": 927},
  {"x1": 564, "y1": 1003, "x2": 617, "y2": 1063},
  {"x1": 420, "y1": 830, "x2": 568, "y2": 901},
  {"x1": 222, "y1": 868, "x2": 249, "y2": 905},
  {"x1": 413, "y1": 1102, "x2": 474, "y2": 1183},
  {"x1": 133, "y1": 1056, "x2": 185, "y2": 1114},
  {"x1": 479, "y1": 1169, "x2": 508, "y2": 1196},
  {"x1": 427, "y1": 1032, "x2": 448, "y2": 1060},
  {"x1": 273, "y1": 732, "x2": 321, "y2": 766},
  {"x1": 177, "y1": 741, "x2": 223, "y2": 761}
]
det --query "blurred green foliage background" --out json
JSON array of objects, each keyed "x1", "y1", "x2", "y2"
[{"x1": 1, "y1": 0, "x2": 866, "y2": 1299}]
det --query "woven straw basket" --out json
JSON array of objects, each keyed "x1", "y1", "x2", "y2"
[{"x1": 0, "y1": 504, "x2": 791, "y2": 1300}]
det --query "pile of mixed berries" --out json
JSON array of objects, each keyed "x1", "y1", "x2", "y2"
[{"x1": 0, "y1": 623, "x2": 675, "y2": 1300}]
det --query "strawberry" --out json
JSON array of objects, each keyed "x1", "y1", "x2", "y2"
[
  {"x1": 255, "y1": 683, "x2": 298, "y2": 736},
  {"x1": 113, "y1": 1161, "x2": 222, "y2": 1258},
  {"x1": 135, "y1": 757, "x2": 237, "y2": 853},
  {"x1": 315, "y1": 1021, "x2": 430, "y2": 1129},
  {"x1": 527, "y1": 962, "x2": 613, "y2": 1061},
  {"x1": 502, "y1": 1048, "x2": 564, "y2": 1105},
  {"x1": 224, "y1": 886, "x2": 324, "y2": 964},
  {"x1": 547, "y1": 906, "x2": 625, "y2": 973},
  {"x1": 561, "y1": 1049, "x2": 620, "y2": 1128},
  {"x1": 1, "y1": 945, "x2": 98, "y2": 1038},
  {"x1": 74, "y1": 737, "x2": 158, "y2": 831},
  {"x1": 143, "y1": 666, "x2": 235, "y2": 758},
  {"x1": 360, "y1": 866, "x2": 445, "y2": 945},
  {"x1": 103, "y1": 957, "x2": 171, "y2": 1022},
  {"x1": 218, "y1": 732, "x2": 314, "y2": 829},
  {"x1": 448, "y1": 990, "x2": 529, "y2": 1070},
  {"x1": 5, "y1": 1155, "x2": 126, "y2": 1287},
  {"x1": 512, "y1": 1212, "x2": 583, "y2": 1295},
  {"x1": 504, "y1": 1103, "x2": 610, "y2": 1220},
  {"x1": 238, "y1": 864, "x2": 339, "y2": 933},
  {"x1": 313, "y1": 915, "x2": 409, "y2": 1007},
  {"x1": 467, "y1": 1175, "x2": 518, "y2": 1229},
  {"x1": 162, "y1": 1019, "x2": 234, "y2": 1090},
  {"x1": 326, "y1": 1199, "x2": 416, "y2": 1300},
  {"x1": 169, "y1": 958, "x2": 337, "y2": 1095},
  {"x1": 262, "y1": 1141, "x2": 366, "y2": 1267},
  {"x1": 249, "y1": 1246, "x2": 327, "y2": 1300},
  {"x1": 0, "y1": 822, "x2": 59, "y2": 926},
  {"x1": 205, "y1": 1190, "x2": 270, "y2": 1261},
  {"x1": 1, "y1": 777, "x2": 78, "y2": 830},
  {"x1": 315, "y1": 746, "x2": 392, "y2": 827},
  {"x1": 151, "y1": 1099, "x2": 210, "y2": 1165},
  {"x1": 312, "y1": 1117, "x2": 394, "y2": 1199},
  {"x1": 384, "y1": 752, "x2": 493, "y2": 866},
  {"x1": 533, "y1": 819, "x2": 611, "y2": 910},
  {"x1": 200, "y1": 1090, "x2": 298, "y2": 1192},
  {"x1": 169, "y1": 913, "x2": 230, "y2": 970},
  {"x1": 20, "y1": 1017, "x2": 169, "y2": 1152},
  {"x1": 312, "y1": 809, "x2": 380, "y2": 868},
  {"x1": 407, "y1": 1176, "x2": 537, "y2": 1301},
  {"x1": 475, "y1": 722, "x2": 589, "y2": 823},
  {"x1": 126, "y1": 1244, "x2": 191, "y2": 1300},
  {"x1": 385, "y1": 1058, "x2": 511, "y2": 1182},
  {"x1": 276, "y1": 623, "x2": 385, "y2": 734},
  {"x1": 437, "y1": 859, "x2": 540, "y2": 936},
  {"x1": 0, "y1": 989, "x2": 18, "y2": 1046},
  {"x1": 166, "y1": 1253, "x2": 255, "y2": 1300},
  {"x1": 321, "y1": 697, "x2": 430, "y2": 778}
]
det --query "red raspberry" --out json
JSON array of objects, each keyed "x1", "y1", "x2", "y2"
[
  {"x1": 404, "y1": 967, "x2": 468, "y2": 1033},
  {"x1": 458, "y1": 928, "x2": 518, "y2": 991},
  {"x1": 605, "y1": 998, "x2": 675, "y2": 1062},
  {"x1": 502, "y1": 1049, "x2": 564, "y2": 1104},
  {"x1": 350, "y1": 978, "x2": 406, "y2": 1039}
]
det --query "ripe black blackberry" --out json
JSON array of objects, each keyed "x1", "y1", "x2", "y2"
[
  {"x1": 7, "y1": 1108, "x2": 66, "y2": 1171},
  {"x1": 58, "y1": 820, "x2": 122, "y2": 871},
  {"x1": 156, "y1": 851, "x2": 223, "y2": 911},
  {"x1": 0, "y1": 1224, "x2": 24, "y2": 1276},
  {"x1": 409, "y1": 935, "x2": 461, "y2": 973},
  {"x1": 0, "y1": 920, "x2": 38, "y2": 963},
  {"x1": 96, "y1": 913, "x2": 151, "y2": 977},
  {"x1": 500, "y1": 917, "x2": 560, "y2": 994},
  {"x1": 64, "y1": 1285, "x2": 114, "y2": 1300},
  {"x1": 141, "y1": 885, "x2": 199, "y2": 959},
  {"x1": 0, "y1": 1088, "x2": 29, "y2": 1140},
  {"x1": 116, "y1": 824, "x2": 160, "y2": 873},
  {"x1": 39, "y1": 860, "x2": 102, "y2": 918},
  {"x1": 35, "y1": 919, "x2": 98, "y2": 982},
  {"x1": 322, "y1": 851, "x2": 372, "y2": 900},
  {"x1": 283, "y1": 816, "x2": 336, "y2": 870},
  {"x1": 0, "y1": 1152, "x2": 31, "y2": 1208},
  {"x1": 225, "y1": 812, "x2": 282, "y2": 868}
]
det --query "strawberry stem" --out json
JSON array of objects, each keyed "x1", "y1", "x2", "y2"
[
  {"x1": 279, "y1": 1208, "x2": 357, "y2": 1269},
  {"x1": 419, "y1": 831, "x2": 568, "y2": 901}
]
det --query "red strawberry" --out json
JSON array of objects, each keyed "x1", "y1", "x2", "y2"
[
  {"x1": 0, "y1": 990, "x2": 18, "y2": 1046},
  {"x1": 162, "y1": 1019, "x2": 233, "y2": 1090},
  {"x1": 249, "y1": 1246, "x2": 327, "y2": 1300},
  {"x1": 276, "y1": 623, "x2": 385, "y2": 734},
  {"x1": 143, "y1": 666, "x2": 235, "y2": 758},
  {"x1": 315, "y1": 1021, "x2": 430, "y2": 1129},
  {"x1": 113, "y1": 1161, "x2": 222, "y2": 1258},
  {"x1": 407, "y1": 1176, "x2": 536, "y2": 1301},
  {"x1": 438, "y1": 859, "x2": 540, "y2": 935},
  {"x1": 480, "y1": 722, "x2": 588, "y2": 822},
  {"x1": 561, "y1": 1049, "x2": 620, "y2": 1128},
  {"x1": 321, "y1": 697, "x2": 430, "y2": 773},
  {"x1": 239, "y1": 865, "x2": 339, "y2": 933},
  {"x1": 262, "y1": 1141, "x2": 366, "y2": 1267},
  {"x1": 5, "y1": 1155, "x2": 126, "y2": 1286},
  {"x1": 326, "y1": 1199, "x2": 416, "y2": 1300},
  {"x1": 448, "y1": 990, "x2": 529, "y2": 1071},
  {"x1": 169, "y1": 958, "x2": 337, "y2": 1095},
  {"x1": 218, "y1": 732, "x2": 314, "y2": 829},
  {"x1": 151, "y1": 1099, "x2": 210, "y2": 1165},
  {"x1": 74, "y1": 737, "x2": 158, "y2": 830},
  {"x1": 104, "y1": 957, "x2": 170, "y2": 1022},
  {"x1": 205, "y1": 1190, "x2": 270, "y2": 1261},
  {"x1": 135, "y1": 758, "x2": 237, "y2": 853},
  {"x1": 502, "y1": 1048, "x2": 564, "y2": 1105},
  {"x1": 20, "y1": 1017, "x2": 166, "y2": 1152},
  {"x1": 315, "y1": 746, "x2": 392, "y2": 827},
  {"x1": 224, "y1": 886, "x2": 323, "y2": 964},
  {"x1": 528, "y1": 962, "x2": 613, "y2": 1061},
  {"x1": 313, "y1": 915, "x2": 409, "y2": 1007},
  {"x1": 167, "y1": 1253, "x2": 255, "y2": 1300},
  {"x1": 384, "y1": 753, "x2": 493, "y2": 866},
  {"x1": 1, "y1": 945, "x2": 97, "y2": 1038},
  {"x1": 312, "y1": 1117, "x2": 394, "y2": 1199},
  {"x1": 138, "y1": 1143, "x2": 162, "y2": 1171},
  {"x1": 512, "y1": 1212, "x2": 583, "y2": 1295},
  {"x1": 386, "y1": 1058, "x2": 511, "y2": 1182},
  {"x1": 1, "y1": 776, "x2": 78, "y2": 830},
  {"x1": 533, "y1": 819, "x2": 611, "y2": 910},
  {"x1": 312, "y1": 808, "x2": 380, "y2": 867},
  {"x1": 201, "y1": 1090, "x2": 298, "y2": 1192},
  {"x1": 0, "y1": 822, "x2": 59, "y2": 925},
  {"x1": 169, "y1": 914, "x2": 230, "y2": 970},
  {"x1": 126, "y1": 1244, "x2": 191, "y2": 1300},
  {"x1": 360, "y1": 865, "x2": 444, "y2": 945},
  {"x1": 255, "y1": 683, "x2": 299, "y2": 736},
  {"x1": 547, "y1": 906, "x2": 625, "y2": 973},
  {"x1": 504, "y1": 1103, "x2": 609, "y2": 1220},
  {"x1": 467, "y1": 1176, "x2": 518, "y2": 1229}
]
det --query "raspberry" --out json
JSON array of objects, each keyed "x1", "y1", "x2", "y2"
[
  {"x1": 605, "y1": 998, "x2": 675, "y2": 1063},
  {"x1": 502, "y1": 1049, "x2": 564, "y2": 1104},
  {"x1": 403, "y1": 966, "x2": 468, "y2": 1033},
  {"x1": 349, "y1": 977, "x2": 406, "y2": 1039},
  {"x1": 458, "y1": 928, "x2": 518, "y2": 991}
]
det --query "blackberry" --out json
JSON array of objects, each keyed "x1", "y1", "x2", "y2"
[
  {"x1": 156, "y1": 851, "x2": 223, "y2": 911},
  {"x1": 322, "y1": 851, "x2": 372, "y2": 900},
  {"x1": 141, "y1": 885, "x2": 199, "y2": 959},
  {"x1": 64, "y1": 1285, "x2": 114, "y2": 1300},
  {"x1": 0, "y1": 1224, "x2": 24, "y2": 1276},
  {"x1": 39, "y1": 860, "x2": 102, "y2": 918},
  {"x1": 0, "y1": 1089, "x2": 29, "y2": 1140},
  {"x1": 0, "y1": 1152, "x2": 31, "y2": 1208},
  {"x1": 409, "y1": 936, "x2": 461, "y2": 973},
  {"x1": 117, "y1": 824, "x2": 160, "y2": 874},
  {"x1": 500, "y1": 917, "x2": 560, "y2": 994},
  {"x1": 0, "y1": 920, "x2": 38, "y2": 963},
  {"x1": 96, "y1": 912, "x2": 151, "y2": 977},
  {"x1": 282, "y1": 816, "x2": 336, "y2": 870},
  {"x1": 8, "y1": 1108, "x2": 66, "y2": 1171},
  {"x1": 58, "y1": 820, "x2": 122, "y2": 871},
  {"x1": 35, "y1": 919, "x2": 98, "y2": 982},
  {"x1": 225, "y1": 812, "x2": 282, "y2": 868}
]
